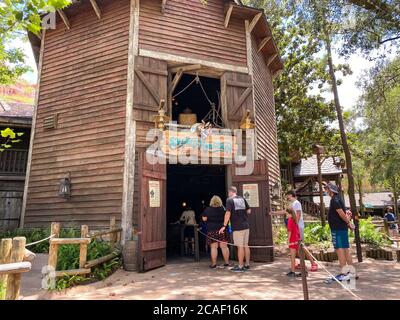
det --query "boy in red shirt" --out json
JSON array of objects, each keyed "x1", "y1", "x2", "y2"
[{"x1": 286, "y1": 208, "x2": 301, "y2": 277}]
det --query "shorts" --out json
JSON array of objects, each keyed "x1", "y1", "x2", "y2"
[
  {"x1": 331, "y1": 229, "x2": 349, "y2": 249},
  {"x1": 233, "y1": 229, "x2": 249, "y2": 246}
]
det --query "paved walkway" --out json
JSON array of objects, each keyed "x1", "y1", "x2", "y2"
[{"x1": 21, "y1": 255, "x2": 400, "y2": 300}]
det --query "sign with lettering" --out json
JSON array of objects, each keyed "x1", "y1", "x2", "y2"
[
  {"x1": 160, "y1": 128, "x2": 237, "y2": 159},
  {"x1": 243, "y1": 184, "x2": 259, "y2": 207},
  {"x1": 149, "y1": 180, "x2": 160, "y2": 207}
]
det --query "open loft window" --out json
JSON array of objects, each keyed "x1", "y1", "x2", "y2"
[{"x1": 171, "y1": 74, "x2": 224, "y2": 128}]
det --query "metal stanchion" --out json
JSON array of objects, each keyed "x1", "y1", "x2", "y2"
[{"x1": 299, "y1": 241, "x2": 309, "y2": 300}]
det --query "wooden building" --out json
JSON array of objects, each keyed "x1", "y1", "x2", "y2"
[
  {"x1": 23, "y1": 0, "x2": 283, "y2": 270},
  {"x1": 0, "y1": 100, "x2": 32, "y2": 230}
]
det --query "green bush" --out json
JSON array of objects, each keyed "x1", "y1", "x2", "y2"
[
  {"x1": 350, "y1": 217, "x2": 391, "y2": 247},
  {"x1": 304, "y1": 223, "x2": 331, "y2": 244},
  {"x1": 273, "y1": 225, "x2": 288, "y2": 245}
]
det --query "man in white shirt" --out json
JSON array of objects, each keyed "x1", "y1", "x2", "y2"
[{"x1": 270, "y1": 190, "x2": 318, "y2": 272}]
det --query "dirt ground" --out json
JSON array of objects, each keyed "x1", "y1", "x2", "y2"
[{"x1": 21, "y1": 253, "x2": 400, "y2": 300}]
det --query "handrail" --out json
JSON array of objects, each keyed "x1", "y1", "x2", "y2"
[{"x1": 0, "y1": 148, "x2": 28, "y2": 174}]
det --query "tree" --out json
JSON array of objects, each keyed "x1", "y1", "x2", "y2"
[
  {"x1": 0, "y1": 0, "x2": 71, "y2": 84},
  {"x1": 0, "y1": 127, "x2": 23, "y2": 151}
]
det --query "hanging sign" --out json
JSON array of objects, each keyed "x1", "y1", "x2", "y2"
[
  {"x1": 149, "y1": 180, "x2": 160, "y2": 207},
  {"x1": 243, "y1": 184, "x2": 259, "y2": 207},
  {"x1": 160, "y1": 128, "x2": 237, "y2": 160}
]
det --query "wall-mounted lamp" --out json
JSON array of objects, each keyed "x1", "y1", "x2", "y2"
[
  {"x1": 59, "y1": 172, "x2": 71, "y2": 199},
  {"x1": 240, "y1": 109, "x2": 256, "y2": 130}
]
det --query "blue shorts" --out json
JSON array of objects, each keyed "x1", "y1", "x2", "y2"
[{"x1": 331, "y1": 229, "x2": 349, "y2": 249}]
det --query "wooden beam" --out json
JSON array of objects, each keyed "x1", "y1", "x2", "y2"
[
  {"x1": 89, "y1": 0, "x2": 102, "y2": 19},
  {"x1": 121, "y1": 0, "x2": 139, "y2": 244},
  {"x1": 0, "y1": 262, "x2": 31, "y2": 275},
  {"x1": 169, "y1": 64, "x2": 202, "y2": 73},
  {"x1": 169, "y1": 70, "x2": 183, "y2": 95},
  {"x1": 258, "y1": 36, "x2": 271, "y2": 52},
  {"x1": 267, "y1": 53, "x2": 278, "y2": 67},
  {"x1": 224, "y1": 4, "x2": 233, "y2": 28},
  {"x1": 161, "y1": 0, "x2": 167, "y2": 13},
  {"x1": 50, "y1": 238, "x2": 91, "y2": 245},
  {"x1": 57, "y1": 9, "x2": 70, "y2": 30},
  {"x1": 140, "y1": 49, "x2": 249, "y2": 74},
  {"x1": 248, "y1": 12, "x2": 262, "y2": 33},
  {"x1": 245, "y1": 20, "x2": 252, "y2": 76},
  {"x1": 55, "y1": 268, "x2": 91, "y2": 277}
]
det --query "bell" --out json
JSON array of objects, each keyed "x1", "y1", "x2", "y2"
[
  {"x1": 240, "y1": 109, "x2": 256, "y2": 130},
  {"x1": 153, "y1": 100, "x2": 170, "y2": 130}
]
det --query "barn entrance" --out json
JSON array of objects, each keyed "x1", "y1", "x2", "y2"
[{"x1": 166, "y1": 164, "x2": 226, "y2": 259}]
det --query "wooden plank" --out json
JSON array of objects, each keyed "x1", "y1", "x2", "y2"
[
  {"x1": 169, "y1": 64, "x2": 202, "y2": 73},
  {"x1": 231, "y1": 87, "x2": 252, "y2": 117},
  {"x1": 84, "y1": 251, "x2": 120, "y2": 268},
  {"x1": 57, "y1": 10, "x2": 71, "y2": 30},
  {"x1": 50, "y1": 238, "x2": 91, "y2": 245},
  {"x1": 169, "y1": 69, "x2": 182, "y2": 95},
  {"x1": 89, "y1": 227, "x2": 122, "y2": 238},
  {"x1": 89, "y1": 0, "x2": 102, "y2": 19},
  {"x1": 136, "y1": 65, "x2": 168, "y2": 76},
  {"x1": 258, "y1": 36, "x2": 271, "y2": 53},
  {"x1": 55, "y1": 268, "x2": 91, "y2": 277},
  {"x1": 267, "y1": 53, "x2": 278, "y2": 67},
  {"x1": 0, "y1": 238, "x2": 12, "y2": 299},
  {"x1": 134, "y1": 68, "x2": 161, "y2": 104},
  {"x1": 23, "y1": 249, "x2": 36, "y2": 262},
  {"x1": 226, "y1": 80, "x2": 252, "y2": 88},
  {"x1": 0, "y1": 262, "x2": 31, "y2": 275},
  {"x1": 224, "y1": 4, "x2": 233, "y2": 28},
  {"x1": 245, "y1": 20, "x2": 253, "y2": 76},
  {"x1": 139, "y1": 49, "x2": 248, "y2": 74}
]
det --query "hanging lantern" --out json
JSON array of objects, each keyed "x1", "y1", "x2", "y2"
[
  {"x1": 153, "y1": 99, "x2": 170, "y2": 130},
  {"x1": 59, "y1": 172, "x2": 71, "y2": 199},
  {"x1": 240, "y1": 109, "x2": 256, "y2": 130}
]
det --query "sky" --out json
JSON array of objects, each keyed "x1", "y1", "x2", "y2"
[{"x1": 17, "y1": 37, "x2": 394, "y2": 112}]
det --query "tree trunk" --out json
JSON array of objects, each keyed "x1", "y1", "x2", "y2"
[
  {"x1": 357, "y1": 176, "x2": 365, "y2": 217},
  {"x1": 393, "y1": 176, "x2": 399, "y2": 218},
  {"x1": 316, "y1": 152, "x2": 326, "y2": 226},
  {"x1": 325, "y1": 34, "x2": 363, "y2": 262}
]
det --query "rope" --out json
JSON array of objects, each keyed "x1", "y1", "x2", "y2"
[
  {"x1": 172, "y1": 77, "x2": 198, "y2": 99},
  {"x1": 198, "y1": 77, "x2": 213, "y2": 105},
  {"x1": 302, "y1": 246, "x2": 362, "y2": 300},
  {"x1": 25, "y1": 234, "x2": 55, "y2": 247},
  {"x1": 197, "y1": 229, "x2": 298, "y2": 248}
]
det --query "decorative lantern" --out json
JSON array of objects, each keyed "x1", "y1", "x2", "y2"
[
  {"x1": 59, "y1": 172, "x2": 71, "y2": 199},
  {"x1": 153, "y1": 100, "x2": 170, "y2": 130},
  {"x1": 240, "y1": 109, "x2": 256, "y2": 130}
]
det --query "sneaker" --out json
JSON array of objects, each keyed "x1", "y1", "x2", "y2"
[
  {"x1": 230, "y1": 266, "x2": 245, "y2": 272},
  {"x1": 209, "y1": 264, "x2": 217, "y2": 269},
  {"x1": 286, "y1": 271, "x2": 301, "y2": 277},
  {"x1": 337, "y1": 273, "x2": 351, "y2": 282},
  {"x1": 216, "y1": 263, "x2": 231, "y2": 269},
  {"x1": 244, "y1": 265, "x2": 250, "y2": 270}
]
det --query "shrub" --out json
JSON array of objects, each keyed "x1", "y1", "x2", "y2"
[{"x1": 350, "y1": 217, "x2": 391, "y2": 247}]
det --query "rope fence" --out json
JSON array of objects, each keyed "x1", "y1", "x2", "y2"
[{"x1": 25, "y1": 234, "x2": 55, "y2": 248}]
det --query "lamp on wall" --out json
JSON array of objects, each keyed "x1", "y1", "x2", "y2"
[
  {"x1": 59, "y1": 172, "x2": 71, "y2": 199},
  {"x1": 239, "y1": 109, "x2": 256, "y2": 130},
  {"x1": 153, "y1": 99, "x2": 170, "y2": 130}
]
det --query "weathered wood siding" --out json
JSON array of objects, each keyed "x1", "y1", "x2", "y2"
[
  {"x1": 251, "y1": 36, "x2": 280, "y2": 184},
  {"x1": 139, "y1": 0, "x2": 247, "y2": 67},
  {"x1": 24, "y1": 0, "x2": 130, "y2": 228}
]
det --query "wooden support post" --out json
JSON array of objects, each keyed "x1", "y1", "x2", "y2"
[
  {"x1": 224, "y1": 4, "x2": 233, "y2": 28},
  {"x1": 258, "y1": 36, "x2": 271, "y2": 52},
  {"x1": 267, "y1": 53, "x2": 278, "y2": 67},
  {"x1": 89, "y1": 0, "x2": 102, "y2": 19},
  {"x1": 299, "y1": 242, "x2": 309, "y2": 300},
  {"x1": 6, "y1": 237, "x2": 26, "y2": 300},
  {"x1": 57, "y1": 10, "x2": 71, "y2": 30},
  {"x1": 0, "y1": 238, "x2": 12, "y2": 299},
  {"x1": 110, "y1": 217, "x2": 117, "y2": 244},
  {"x1": 80, "y1": 225, "x2": 89, "y2": 268},
  {"x1": 248, "y1": 12, "x2": 262, "y2": 33},
  {"x1": 48, "y1": 222, "x2": 60, "y2": 272}
]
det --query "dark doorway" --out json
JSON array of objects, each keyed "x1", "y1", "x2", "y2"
[
  {"x1": 166, "y1": 164, "x2": 226, "y2": 259},
  {"x1": 171, "y1": 74, "x2": 223, "y2": 127}
]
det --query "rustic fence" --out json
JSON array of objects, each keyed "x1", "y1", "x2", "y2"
[
  {"x1": 47, "y1": 217, "x2": 122, "y2": 278},
  {"x1": 0, "y1": 237, "x2": 36, "y2": 300}
]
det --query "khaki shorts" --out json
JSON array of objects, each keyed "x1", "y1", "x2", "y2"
[{"x1": 233, "y1": 229, "x2": 249, "y2": 246}]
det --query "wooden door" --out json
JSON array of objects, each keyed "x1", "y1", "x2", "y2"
[
  {"x1": 138, "y1": 152, "x2": 167, "y2": 271},
  {"x1": 230, "y1": 159, "x2": 273, "y2": 262},
  {"x1": 221, "y1": 71, "x2": 254, "y2": 128}
]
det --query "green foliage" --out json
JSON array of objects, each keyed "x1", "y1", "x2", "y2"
[
  {"x1": 0, "y1": 127, "x2": 24, "y2": 152},
  {"x1": 352, "y1": 217, "x2": 391, "y2": 247},
  {"x1": 273, "y1": 225, "x2": 288, "y2": 245},
  {"x1": 304, "y1": 223, "x2": 332, "y2": 244},
  {"x1": 0, "y1": 280, "x2": 5, "y2": 300}
]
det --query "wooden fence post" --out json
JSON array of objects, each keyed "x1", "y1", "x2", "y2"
[
  {"x1": 110, "y1": 217, "x2": 116, "y2": 244},
  {"x1": 6, "y1": 237, "x2": 26, "y2": 300},
  {"x1": 0, "y1": 238, "x2": 12, "y2": 299},
  {"x1": 80, "y1": 225, "x2": 89, "y2": 268},
  {"x1": 48, "y1": 222, "x2": 60, "y2": 272},
  {"x1": 299, "y1": 242, "x2": 309, "y2": 300}
]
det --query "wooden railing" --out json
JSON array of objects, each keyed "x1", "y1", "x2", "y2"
[
  {"x1": 299, "y1": 198, "x2": 321, "y2": 218},
  {"x1": 0, "y1": 237, "x2": 35, "y2": 300},
  {"x1": 0, "y1": 149, "x2": 28, "y2": 175}
]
